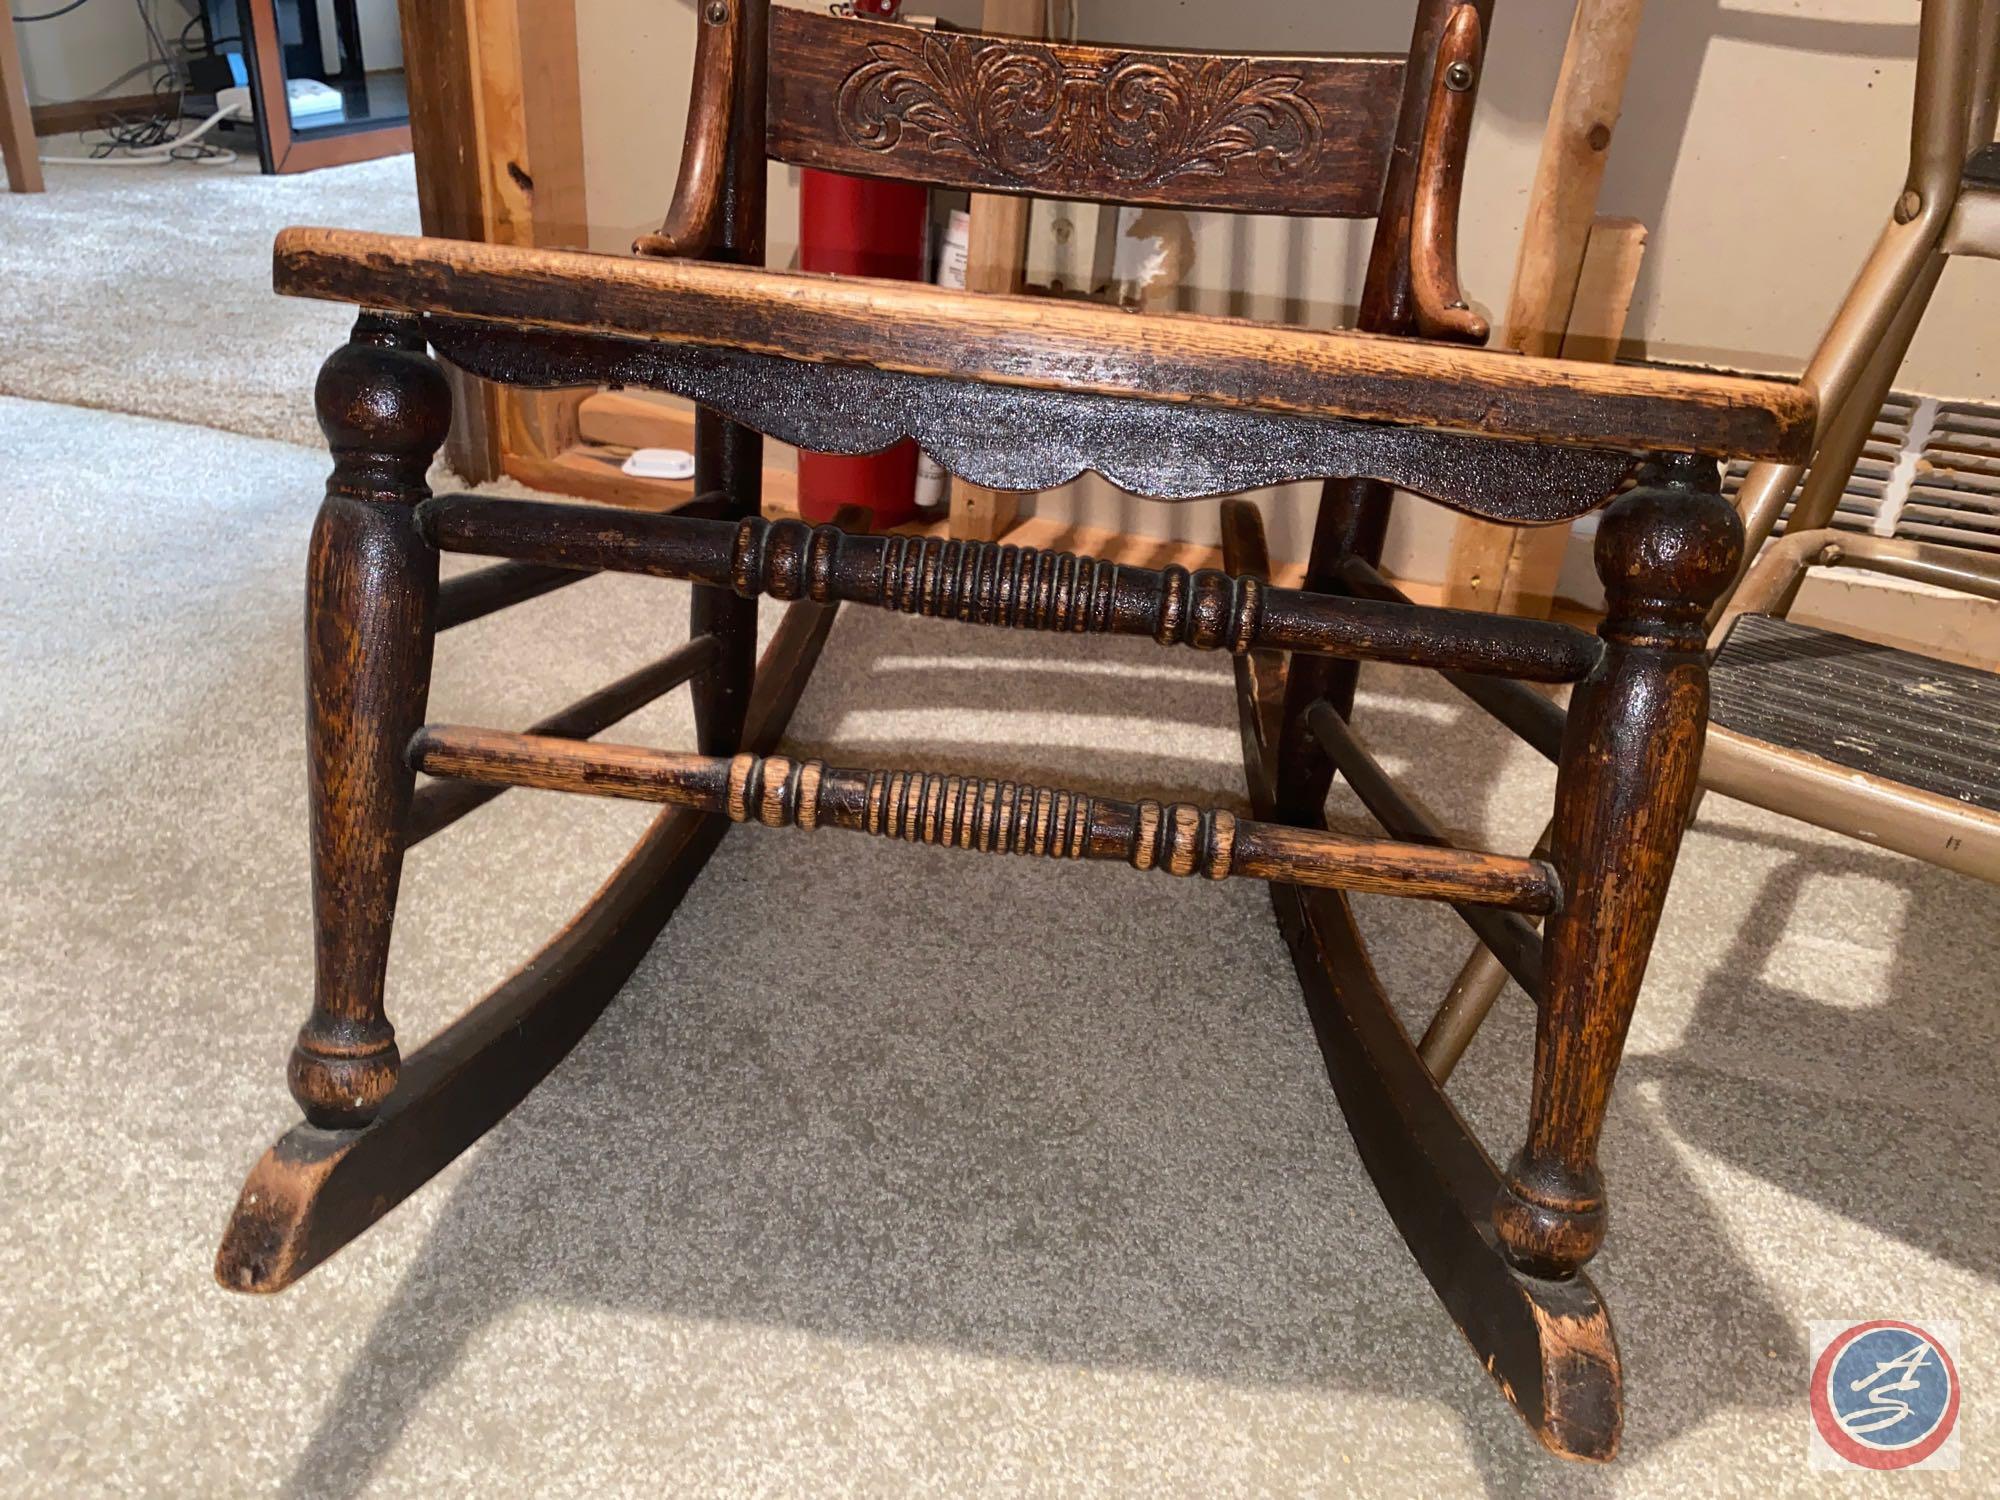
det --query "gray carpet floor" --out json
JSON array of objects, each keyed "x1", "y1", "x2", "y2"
[
  {"x1": 0, "y1": 152, "x2": 418, "y2": 446},
  {"x1": 4, "y1": 154, "x2": 1998, "y2": 1497}
]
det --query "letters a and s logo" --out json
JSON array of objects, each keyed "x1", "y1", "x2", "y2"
[{"x1": 1809, "y1": 1320, "x2": 1961, "y2": 1471}]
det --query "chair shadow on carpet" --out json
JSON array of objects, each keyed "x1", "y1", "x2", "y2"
[
  {"x1": 1627, "y1": 819, "x2": 2000, "y2": 1283},
  {"x1": 277, "y1": 627, "x2": 1869, "y2": 1500}
]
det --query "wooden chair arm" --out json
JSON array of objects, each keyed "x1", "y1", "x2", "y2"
[{"x1": 633, "y1": 0, "x2": 744, "y2": 259}]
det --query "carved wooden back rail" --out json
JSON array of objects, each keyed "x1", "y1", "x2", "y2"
[{"x1": 644, "y1": 0, "x2": 1491, "y2": 337}]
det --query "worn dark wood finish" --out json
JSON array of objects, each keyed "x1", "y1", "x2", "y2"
[
  {"x1": 411, "y1": 726, "x2": 1561, "y2": 911},
  {"x1": 1364, "y1": 0, "x2": 1494, "y2": 337},
  {"x1": 229, "y1": 0, "x2": 1795, "y2": 1462},
  {"x1": 435, "y1": 559, "x2": 594, "y2": 631},
  {"x1": 689, "y1": 3, "x2": 771, "y2": 760},
  {"x1": 406, "y1": 634, "x2": 723, "y2": 846},
  {"x1": 1275, "y1": 476, "x2": 1394, "y2": 824},
  {"x1": 1337, "y1": 556, "x2": 1567, "y2": 761},
  {"x1": 288, "y1": 313, "x2": 451, "y2": 1131},
  {"x1": 424, "y1": 323, "x2": 1640, "y2": 518},
  {"x1": 691, "y1": 408, "x2": 762, "y2": 755},
  {"x1": 634, "y1": 0, "x2": 744, "y2": 258},
  {"x1": 1271, "y1": 0, "x2": 1489, "y2": 828},
  {"x1": 1273, "y1": 881, "x2": 1622, "y2": 1461},
  {"x1": 273, "y1": 230, "x2": 1817, "y2": 464},
  {"x1": 1409, "y1": 5, "x2": 1491, "y2": 343},
  {"x1": 1219, "y1": 500, "x2": 1283, "y2": 805},
  {"x1": 1711, "y1": 613, "x2": 2000, "y2": 815},
  {"x1": 766, "y1": 8, "x2": 1404, "y2": 218},
  {"x1": 1494, "y1": 456, "x2": 1743, "y2": 1280},
  {"x1": 420, "y1": 499, "x2": 1604, "y2": 683},
  {"x1": 216, "y1": 592, "x2": 840, "y2": 1293},
  {"x1": 1305, "y1": 700, "x2": 1546, "y2": 1005}
]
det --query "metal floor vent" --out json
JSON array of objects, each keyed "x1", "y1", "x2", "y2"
[{"x1": 1723, "y1": 392, "x2": 2000, "y2": 554}]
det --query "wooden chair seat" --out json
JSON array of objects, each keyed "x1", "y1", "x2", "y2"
[{"x1": 276, "y1": 228, "x2": 1814, "y2": 477}]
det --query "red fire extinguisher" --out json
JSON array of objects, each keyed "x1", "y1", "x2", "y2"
[{"x1": 795, "y1": 0, "x2": 930, "y2": 527}]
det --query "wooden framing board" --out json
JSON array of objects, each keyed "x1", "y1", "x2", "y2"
[
  {"x1": 1445, "y1": 0, "x2": 1648, "y2": 613},
  {"x1": 1481, "y1": 217, "x2": 1649, "y2": 618},
  {"x1": 1, "y1": 8, "x2": 42, "y2": 194},
  {"x1": 400, "y1": 0, "x2": 586, "y2": 485},
  {"x1": 27, "y1": 90, "x2": 161, "y2": 138},
  {"x1": 524, "y1": 391, "x2": 800, "y2": 513},
  {"x1": 401, "y1": 0, "x2": 801, "y2": 511}
]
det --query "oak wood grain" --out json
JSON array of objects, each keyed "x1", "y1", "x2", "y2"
[
  {"x1": 1273, "y1": 881, "x2": 1621, "y2": 1461},
  {"x1": 290, "y1": 315, "x2": 452, "y2": 1130},
  {"x1": 634, "y1": 0, "x2": 743, "y2": 258}
]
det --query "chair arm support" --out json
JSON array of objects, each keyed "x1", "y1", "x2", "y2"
[
  {"x1": 633, "y1": 0, "x2": 744, "y2": 259},
  {"x1": 1410, "y1": 4, "x2": 1490, "y2": 345}
]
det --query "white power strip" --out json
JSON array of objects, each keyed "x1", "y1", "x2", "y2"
[{"x1": 285, "y1": 78, "x2": 346, "y2": 120}]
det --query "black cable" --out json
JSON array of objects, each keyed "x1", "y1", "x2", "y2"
[
  {"x1": 63, "y1": 1, "x2": 233, "y2": 164},
  {"x1": 13, "y1": 0, "x2": 97, "y2": 22},
  {"x1": 178, "y1": 10, "x2": 236, "y2": 53}
]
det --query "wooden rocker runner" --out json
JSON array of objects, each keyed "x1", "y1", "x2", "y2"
[{"x1": 215, "y1": 0, "x2": 1814, "y2": 1462}]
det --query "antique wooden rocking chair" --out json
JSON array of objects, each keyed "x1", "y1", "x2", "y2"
[{"x1": 215, "y1": 0, "x2": 1814, "y2": 1460}]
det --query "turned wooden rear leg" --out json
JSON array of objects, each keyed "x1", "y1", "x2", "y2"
[
  {"x1": 289, "y1": 313, "x2": 451, "y2": 1130},
  {"x1": 1275, "y1": 476, "x2": 1392, "y2": 824},
  {"x1": 691, "y1": 408, "x2": 762, "y2": 754},
  {"x1": 1495, "y1": 455, "x2": 1741, "y2": 1278}
]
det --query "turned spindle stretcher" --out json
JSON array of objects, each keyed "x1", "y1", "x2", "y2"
[{"x1": 215, "y1": 0, "x2": 1816, "y2": 1462}]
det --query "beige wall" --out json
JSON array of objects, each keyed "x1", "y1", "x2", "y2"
[
  {"x1": 577, "y1": 1, "x2": 1998, "y2": 572},
  {"x1": 18, "y1": 0, "x2": 404, "y2": 110},
  {"x1": 14, "y1": 2, "x2": 159, "y2": 106}
]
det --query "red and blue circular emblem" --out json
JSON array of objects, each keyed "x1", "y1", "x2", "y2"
[{"x1": 1810, "y1": 1320, "x2": 1960, "y2": 1470}]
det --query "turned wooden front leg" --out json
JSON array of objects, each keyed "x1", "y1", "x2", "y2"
[
  {"x1": 290, "y1": 312, "x2": 450, "y2": 1129},
  {"x1": 1494, "y1": 456, "x2": 1741, "y2": 1278}
]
